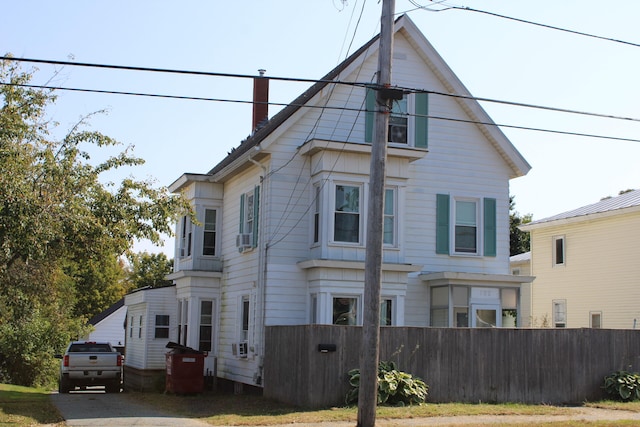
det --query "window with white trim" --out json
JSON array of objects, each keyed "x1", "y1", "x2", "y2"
[
  {"x1": 177, "y1": 300, "x2": 188, "y2": 346},
  {"x1": 239, "y1": 186, "x2": 260, "y2": 250},
  {"x1": 430, "y1": 286, "x2": 449, "y2": 327},
  {"x1": 241, "y1": 295, "x2": 250, "y2": 342},
  {"x1": 333, "y1": 297, "x2": 358, "y2": 325},
  {"x1": 553, "y1": 299, "x2": 567, "y2": 328},
  {"x1": 383, "y1": 188, "x2": 396, "y2": 246},
  {"x1": 199, "y1": 300, "x2": 213, "y2": 352},
  {"x1": 436, "y1": 194, "x2": 496, "y2": 257},
  {"x1": 334, "y1": 184, "x2": 361, "y2": 243},
  {"x1": 553, "y1": 236, "x2": 565, "y2": 266},
  {"x1": 180, "y1": 215, "x2": 192, "y2": 258},
  {"x1": 313, "y1": 185, "x2": 320, "y2": 244},
  {"x1": 365, "y1": 88, "x2": 428, "y2": 148},
  {"x1": 590, "y1": 311, "x2": 602, "y2": 329},
  {"x1": 154, "y1": 315, "x2": 170, "y2": 339},
  {"x1": 455, "y1": 199, "x2": 478, "y2": 254},
  {"x1": 203, "y1": 209, "x2": 217, "y2": 256},
  {"x1": 380, "y1": 298, "x2": 393, "y2": 326}
]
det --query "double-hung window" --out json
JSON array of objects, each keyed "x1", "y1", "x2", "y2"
[
  {"x1": 365, "y1": 88, "x2": 428, "y2": 148},
  {"x1": 436, "y1": 194, "x2": 497, "y2": 257},
  {"x1": 180, "y1": 215, "x2": 192, "y2": 258},
  {"x1": 455, "y1": 200, "x2": 478, "y2": 253},
  {"x1": 239, "y1": 186, "x2": 260, "y2": 250},
  {"x1": 154, "y1": 315, "x2": 170, "y2": 339},
  {"x1": 241, "y1": 296, "x2": 250, "y2": 342},
  {"x1": 203, "y1": 209, "x2": 217, "y2": 256},
  {"x1": 334, "y1": 184, "x2": 361, "y2": 243},
  {"x1": 553, "y1": 236, "x2": 565, "y2": 266},
  {"x1": 199, "y1": 300, "x2": 213, "y2": 352},
  {"x1": 383, "y1": 188, "x2": 396, "y2": 245},
  {"x1": 553, "y1": 299, "x2": 567, "y2": 328}
]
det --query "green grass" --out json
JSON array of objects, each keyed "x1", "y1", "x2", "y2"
[
  {"x1": 0, "y1": 383, "x2": 64, "y2": 426},
  {"x1": 129, "y1": 391, "x2": 576, "y2": 425}
]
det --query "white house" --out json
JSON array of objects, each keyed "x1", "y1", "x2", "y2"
[
  {"x1": 124, "y1": 14, "x2": 532, "y2": 391},
  {"x1": 84, "y1": 298, "x2": 127, "y2": 352}
]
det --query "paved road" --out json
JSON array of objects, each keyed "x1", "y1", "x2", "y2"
[{"x1": 50, "y1": 390, "x2": 211, "y2": 427}]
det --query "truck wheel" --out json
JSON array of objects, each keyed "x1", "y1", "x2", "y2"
[
  {"x1": 58, "y1": 377, "x2": 71, "y2": 394},
  {"x1": 106, "y1": 380, "x2": 121, "y2": 393}
]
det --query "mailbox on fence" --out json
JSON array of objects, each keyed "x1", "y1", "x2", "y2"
[{"x1": 165, "y1": 342, "x2": 205, "y2": 394}]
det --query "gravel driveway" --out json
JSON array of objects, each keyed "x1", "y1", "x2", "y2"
[{"x1": 50, "y1": 390, "x2": 211, "y2": 427}]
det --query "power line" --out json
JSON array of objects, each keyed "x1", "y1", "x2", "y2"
[
  {"x1": 3, "y1": 81, "x2": 639, "y2": 144},
  {"x1": 405, "y1": 1, "x2": 640, "y2": 48},
  {"x1": 3, "y1": 56, "x2": 640, "y2": 124}
]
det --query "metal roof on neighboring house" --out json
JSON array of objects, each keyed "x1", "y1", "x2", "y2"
[
  {"x1": 509, "y1": 251, "x2": 531, "y2": 263},
  {"x1": 525, "y1": 189, "x2": 640, "y2": 228}
]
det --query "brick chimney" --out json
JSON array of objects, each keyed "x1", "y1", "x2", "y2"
[{"x1": 252, "y1": 69, "x2": 269, "y2": 131}]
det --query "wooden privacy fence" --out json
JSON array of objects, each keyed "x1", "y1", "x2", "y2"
[{"x1": 264, "y1": 325, "x2": 640, "y2": 408}]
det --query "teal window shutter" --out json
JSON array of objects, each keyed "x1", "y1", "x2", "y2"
[
  {"x1": 414, "y1": 92, "x2": 428, "y2": 148},
  {"x1": 436, "y1": 194, "x2": 450, "y2": 254},
  {"x1": 239, "y1": 194, "x2": 245, "y2": 234},
  {"x1": 252, "y1": 185, "x2": 260, "y2": 247},
  {"x1": 483, "y1": 198, "x2": 497, "y2": 257},
  {"x1": 365, "y1": 87, "x2": 375, "y2": 143}
]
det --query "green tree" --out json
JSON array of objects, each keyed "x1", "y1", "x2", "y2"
[
  {"x1": 509, "y1": 195, "x2": 532, "y2": 256},
  {"x1": 0, "y1": 57, "x2": 189, "y2": 386},
  {"x1": 126, "y1": 251, "x2": 173, "y2": 289}
]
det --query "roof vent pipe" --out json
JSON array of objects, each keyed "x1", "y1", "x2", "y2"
[{"x1": 252, "y1": 69, "x2": 269, "y2": 132}]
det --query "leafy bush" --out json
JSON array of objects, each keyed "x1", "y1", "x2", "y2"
[
  {"x1": 345, "y1": 361, "x2": 429, "y2": 406},
  {"x1": 603, "y1": 370, "x2": 640, "y2": 401}
]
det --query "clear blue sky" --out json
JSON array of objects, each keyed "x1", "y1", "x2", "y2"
[{"x1": 3, "y1": 1, "x2": 640, "y2": 256}]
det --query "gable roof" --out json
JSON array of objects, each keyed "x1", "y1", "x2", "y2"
[
  {"x1": 205, "y1": 14, "x2": 530, "y2": 181},
  {"x1": 88, "y1": 298, "x2": 125, "y2": 326},
  {"x1": 522, "y1": 189, "x2": 640, "y2": 230}
]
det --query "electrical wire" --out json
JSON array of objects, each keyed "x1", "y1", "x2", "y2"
[
  {"x1": 404, "y1": 1, "x2": 640, "y2": 48},
  {"x1": 2, "y1": 81, "x2": 638, "y2": 144},
  {"x1": 3, "y1": 56, "x2": 639, "y2": 124}
]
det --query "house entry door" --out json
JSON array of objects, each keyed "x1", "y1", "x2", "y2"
[{"x1": 471, "y1": 304, "x2": 501, "y2": 328}]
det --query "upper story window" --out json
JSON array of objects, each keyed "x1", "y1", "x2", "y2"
[
  {"x1": 313, "y1": 185, "x2": 321, "y2": 244},
  {"x1": 388, "y1": 97, "x2": 408, "y2": 144},
  {"x1": 365, "y1": 88, "x2": 428, "y2": 149},
  {"x1": 179, "y1": 216, "x2": 192, "y2": 258},
  {"x1": 203, "y1": 209, "x2": 217, "y2": 256},
  {"x1": 334, "y1": 184, "x2": 361, "y2": 244},
  {"x1": 238, "y1": 186, "x2": 260, "y2": 251},
  {"x1": 553, "y1": 236, "x2": 565, "y2": 266},
  {"x1": 454, "y1": 199, "x2": 478, "y2": 254},
  {"x1": 383, "y1": 188, "x2": 396, "y2": 246},
  {"x1": 436, "y1": 194, "x2": 497, "y2": 257}
]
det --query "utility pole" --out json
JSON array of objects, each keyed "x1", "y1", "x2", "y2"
[{"x1": 357, "y1": 1, "x2": 395, "y2": 426}]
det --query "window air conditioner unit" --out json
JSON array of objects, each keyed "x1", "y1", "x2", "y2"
[
  {"x1": 232, "y1": 341, "x2": 248, "y2": 358},
  {"x1": 236, "y1": 233, "x2": 252, "y2": 251}
]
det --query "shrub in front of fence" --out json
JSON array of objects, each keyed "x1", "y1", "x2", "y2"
[
  {"x1": 345, "y1": 360, "x2": 429, "y2": 406},
  {"x1": 603, "y1": 370, "x2": 640, "y2": 401}
]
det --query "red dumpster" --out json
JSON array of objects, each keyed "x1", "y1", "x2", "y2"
[{"x1": 165, "y1": 342, "x2": 205, "y2": 394}]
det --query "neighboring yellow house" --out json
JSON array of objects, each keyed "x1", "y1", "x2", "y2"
[{"x1": 519, "y1": 189, "x2": 640, "y2": 329}]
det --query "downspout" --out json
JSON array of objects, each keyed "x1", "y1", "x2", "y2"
[{"x1": 249, "y1": 149, "x2": 267, "y2": 386}]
